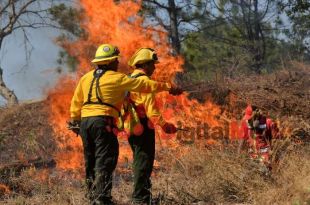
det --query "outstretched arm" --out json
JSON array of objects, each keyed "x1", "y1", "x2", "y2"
[{"x1": 118, "y1": 74, "x2": 171, "y2": 93}]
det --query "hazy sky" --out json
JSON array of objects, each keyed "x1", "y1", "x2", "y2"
[{"x1": 0, "y1": 27, "x2": 63, "y2": 105}]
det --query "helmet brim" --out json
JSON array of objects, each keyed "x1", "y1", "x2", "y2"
[
  {"x1": 91, "y1": 56, "x2": 120, "y2": 64},
  {"x1": 128, "y1": 59, "x2": 159, "y2": 67}
]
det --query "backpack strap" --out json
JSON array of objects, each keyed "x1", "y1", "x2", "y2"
[
  {"x1": 123, "y1": 72, "x2": 149, "y2": 111},
  {"x1": 86, "y1": 76, "x2": 97, "y2": 104},
  {"x1": 125, "y1": 72, "x2": 149, "y2": 97},
  {"x1": 83, "y1": 68, "x2": 121, "y2": 116}
]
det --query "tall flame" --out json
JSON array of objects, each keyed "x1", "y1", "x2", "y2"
[{"x1": 48, "y1": 0, "x2": 224, "y2": 171}]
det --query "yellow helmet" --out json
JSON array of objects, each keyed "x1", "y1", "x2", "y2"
[
  {"x1": 91, "y1": 44, "x2": 120, "y2": 65},
  {"x1": 128, "y1": 48, "x2": 158, "y2": 67}
]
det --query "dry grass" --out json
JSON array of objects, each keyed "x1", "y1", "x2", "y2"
[
  {"x1": 0, "y1": 65, "x2": 309, "y2": 204},
  {"x1": 150, "y1": 142, "x2": 310, "y2": 205},
  {"x1": 0, "y1": 102, "x2": 56, "y2": 165},
  {"x1": 0, "y1": 140, "x2": 309, "y2": 205},
  {"x1": 153, "y1": 145, "x2": 269, "y2": 204},
  {"x1": 255, "y1": 143, "x2": 310, "y2": 205},
  {"x1": 1, "y1": 167, "x2": 87, "y2": 205}
]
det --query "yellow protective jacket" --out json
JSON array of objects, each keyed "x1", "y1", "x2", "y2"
[
  {"x1": 70, "y1": 69, "x2": 171, "y2": 120},
  {"x1": 129, "y1": 69, "x2": 161, "y2": 118}
]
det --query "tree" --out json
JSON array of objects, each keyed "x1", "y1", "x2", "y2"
[
  {"x1": 181, "y1": 0, "x2": 300, "y2": 77},
  {"x1": 44, "y1": 0, "x2": 310, "y2": 83},
  {"x1": 278, "y1": 0, "x2": 310, "y2": 61},
  {"x1": 0, "y1": 0, "x2": 61, "y2": 106},
  {"x1": 210, "y1": 0, "x2": 283, "y2": 73},
  {"x1": 182, "y1": 19, "x2": 250, "y2": 80},
  {"x1": 142, "y1": 0, "x2": 209, "y2": 55},
  {"x1": 48, "y1": 3, "x2": 84, "y2": 72}
]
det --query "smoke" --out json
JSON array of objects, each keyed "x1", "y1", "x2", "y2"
[{"x1": 0, "y1": 27, "x2": 62, "y2": 105}]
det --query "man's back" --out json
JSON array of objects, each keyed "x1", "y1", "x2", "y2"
[{"x1": 70, "y1": 69, "x2": 171, "y2": 120}]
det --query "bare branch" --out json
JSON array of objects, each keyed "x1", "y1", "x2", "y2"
[
  {"x1": 144, "y1": 0, "x2": 170, "y2": 10},
  {"x1": 1, "y1": 0, "x2": 37, "y2": 37},
  {"x1": 0, "y1": 0, "x2": 66, "y2": 105},
  {"x1": 152, "y1": 14, "x2": 170, "y2": 31},
  {"x1": 0, "y1": 1, "x2": 11, "y2": 15}
]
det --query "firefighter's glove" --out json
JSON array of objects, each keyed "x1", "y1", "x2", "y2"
[
  {"x1": 169, "y1": 86, "x2": 183, "y2": 96},
  {"x1": 162, "y1": 122, "x2": 177, "y2": 134},
  {"x1": 67, "y1": 120, "x2": 81, "y2": 135}
]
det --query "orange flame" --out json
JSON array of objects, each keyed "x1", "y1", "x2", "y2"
[
  {"x1": 48, "y1": 77, "x2": 83, "y2": 170},
  {"x1": 48, "y1": 0, "x2": 224, "y2": 171},
  {"x1": 0, "y1": 184, "x2": 10, "y2": 196}
]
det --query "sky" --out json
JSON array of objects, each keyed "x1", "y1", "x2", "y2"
[{"x1": 0, "y1": 27, "x2": 63, "y2": 105}]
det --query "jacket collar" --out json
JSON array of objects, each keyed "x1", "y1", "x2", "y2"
[{"x1": 132, "y1": 69, "x2": 147, "y2": 76}]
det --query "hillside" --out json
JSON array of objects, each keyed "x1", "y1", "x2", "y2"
[{"x1": 0, "y1": 66, "x2": 309, "y2": 205}]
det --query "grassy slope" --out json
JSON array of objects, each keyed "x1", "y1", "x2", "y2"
[{"x1": 0, "y1": 66, "x2": 309, "y2": 204}]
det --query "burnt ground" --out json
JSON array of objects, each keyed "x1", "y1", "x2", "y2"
[{"x1": 0, "y1": 101, "x2": 56, "y2": 165}]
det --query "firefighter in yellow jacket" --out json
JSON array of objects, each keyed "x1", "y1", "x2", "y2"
[
  {"x1": 127, "y1": 48, "x2": 182, "y2": 204},
  {"x1": 68, "y1": 44, "x2": 179, "y2": 205}
]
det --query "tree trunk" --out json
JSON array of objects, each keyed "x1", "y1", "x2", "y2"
[
  {"x1": 168, "y1": 0, "x2": 181, "y2": 55},
  {"x1": 253, "y1": 0, "x2": 261, "y2": 73},
  {"x1": 0, "y1": 67, "x2": 18, "y2": 106}
]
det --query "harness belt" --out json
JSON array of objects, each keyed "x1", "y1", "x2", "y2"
[{"x1": 83, "y1": 68, "x2": 121, "y2": 116}]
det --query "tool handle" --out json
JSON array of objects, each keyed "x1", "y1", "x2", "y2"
[{"x1": 176, "y1": 128, "x2": 190, "y2": 132}]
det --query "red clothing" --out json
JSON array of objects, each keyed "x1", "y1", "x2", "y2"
[{"x1": 240, "y1": 116, "x2": 273, "y2": 150}]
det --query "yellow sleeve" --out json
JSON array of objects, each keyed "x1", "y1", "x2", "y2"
[
  {"x1": 143, "y1": 93, "x2": 169, "y2": 127},
  {"x1": 118, "y1": 74, "x2": 171, "y2": 93},
  {"x1": 70, "y1": 79, "x2": 84, "y2": 120},
  {"x1": 143, "y1": 93, "x2": 161, "y2": 118}
]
